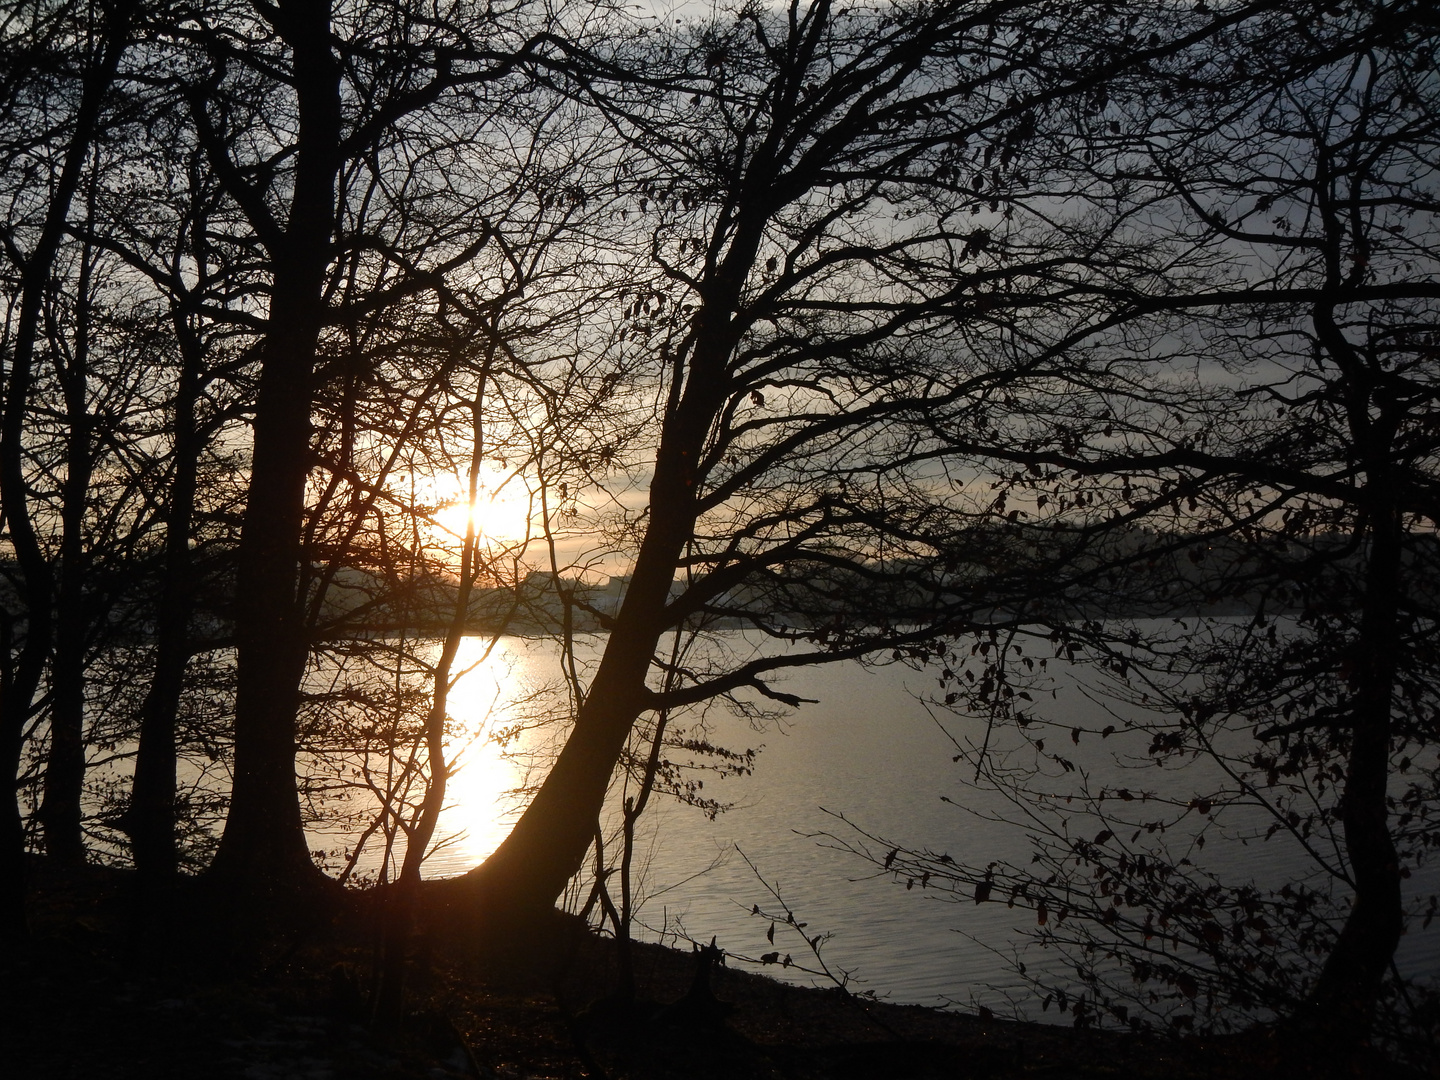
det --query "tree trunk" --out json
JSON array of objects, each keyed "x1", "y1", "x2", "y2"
[
  {"x1": 1292, "y1": 242, "x2": 1407, "y2": 1044},
  {"x1": 458, "y1": 603, "x2": 667, "y2": 922},
  {"x1": 130, "y1": 311, "x2": 204, "y2": 883},
  {"x1": 374, "y1": 379, "x2": 489, "y2": 1021},
  {"x1": 442, "y1": 189, "x2": 761, "y2": 920},
  {"x1": 206, "y1": 0, "x2": 341, "y2": 900},
  {"x1": 39, "y1": 240, "x2": 96, "y2": 866},
  {"x1": 38, "y1": 385, "x2": 92, "y2": 869},
  {"x1": 1299, "y1": 496, "x2": 1403, "y2": 1041},
  {"x1": 0, "y1": 616, "x2": 34, "y2": 938},
  {"x1": 452, "y1": 340, "x2": 731, "y2": 924},
  {"x1": 0, "y1": 2, "x2": 135, "y2": 933}
]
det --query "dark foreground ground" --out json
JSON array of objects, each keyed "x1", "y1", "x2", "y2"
[{"x1": 4, "y1": 860, "x2": 1412, "y2": 1079}]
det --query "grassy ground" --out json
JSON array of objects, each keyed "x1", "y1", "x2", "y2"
[{"x1": 3, "y1": 859, "x2": 1410, "y2": 1079}]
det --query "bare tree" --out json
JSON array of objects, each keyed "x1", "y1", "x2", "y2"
[
  {"x1": 159, "y1": 0, "x2": 583, "y2": 902},
  {"x1": 831, "y1": 0, "x2": 1440, "y2": 1058},
  {"x1": 447, "y1": 0, "x2": 1280, "y2": 925},
  {"x1": 0, "y1": 0, "x2": 143, "y2": 929}
]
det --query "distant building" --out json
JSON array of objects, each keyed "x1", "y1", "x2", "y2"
[{"x1": 590, "y1": 575, "x2": 631, "y2": 616}]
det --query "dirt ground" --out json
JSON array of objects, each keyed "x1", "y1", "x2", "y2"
[{"x1": 3, "y1": 859, "x2": 1411, "y2": 1079}]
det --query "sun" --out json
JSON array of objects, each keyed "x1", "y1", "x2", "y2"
[{"x1": 432, "y1": 466, "x2": 536, "y2": 547}]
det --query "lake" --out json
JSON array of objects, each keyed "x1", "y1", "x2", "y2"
[{"x1": 312, "y1": 626, "x2": 1440, "y2": 1017}]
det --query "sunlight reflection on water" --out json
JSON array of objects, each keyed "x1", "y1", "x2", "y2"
[{"x1": 418, "y1": 635, "x2": 570, "y2": 870}]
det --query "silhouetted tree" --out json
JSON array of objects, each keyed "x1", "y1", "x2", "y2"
[
  {"x1": 162, "y1": 0, "x2": 573, "y2": 901},
  {"x1": 0, "y1": 0, "x2": 142, "y2": 930},
  {"x1": 833, "y1": 0, "x2": 1440, "y2": 1058},
  {"x1": 450, "y1": 0, "x2": 1283, "y2": 925}
]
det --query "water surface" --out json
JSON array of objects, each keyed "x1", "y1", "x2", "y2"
[{"x1": 321, "y1": 627, "x2": 1439, "y2": 1013}]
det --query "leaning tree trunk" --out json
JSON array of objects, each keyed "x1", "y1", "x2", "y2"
[
  {"x1": 443, "y1": 198, "x2": 764, "y2": 926},
  {"x1": 448, "y1": 328, "x2": 736, "y2": 926},
  {"x1": 205, "y1": 0, "x2": 341, "y2": 901},
  {"x1": 448, "y1": 529, "x2": 680, "y2": 923}
]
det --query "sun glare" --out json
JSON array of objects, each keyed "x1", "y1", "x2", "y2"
[{"x1": 433, "y1": 467, "x2": 536, "y2": 548}]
